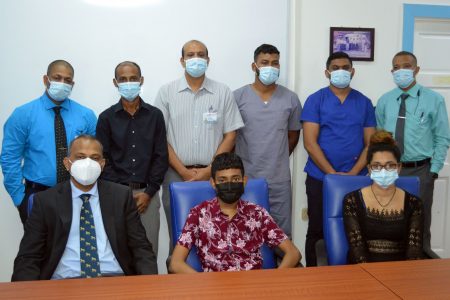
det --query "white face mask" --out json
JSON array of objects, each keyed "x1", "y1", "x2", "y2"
[{"x1": 69, "y1": 158, "x2": 101, "y2": 186}]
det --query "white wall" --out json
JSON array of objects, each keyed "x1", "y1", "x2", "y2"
[{"x1": 290, "y1": 0, "x2": 450, "y2": 262}]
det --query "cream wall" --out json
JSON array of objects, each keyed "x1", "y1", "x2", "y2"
[{"x1": 289, "y1": 0, "x2": 450, "y2": 263}]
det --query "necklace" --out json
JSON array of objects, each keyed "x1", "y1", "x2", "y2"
[{"x1": 370, "y1": 185, "x2": 397, "y2": 208}]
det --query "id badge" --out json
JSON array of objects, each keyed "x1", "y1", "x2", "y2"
[{"x1": 203, "y1": 112, "x2": 218, "y2": 123}]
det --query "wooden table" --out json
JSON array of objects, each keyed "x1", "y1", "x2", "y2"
[
  {"x1": 0, "y1": 265, "x2": 397, "y2": 300},
  {"x1": 360, "y1": 258, "x2": 450, "y2": 299}
]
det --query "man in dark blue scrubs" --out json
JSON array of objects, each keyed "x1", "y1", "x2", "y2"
[{"x1": 301, "y1": 52, "x2": 376, "y2": 266}]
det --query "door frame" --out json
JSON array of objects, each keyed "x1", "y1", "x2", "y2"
[{"x1": 403, "y1": 4, "x2": 450, "y2": 51}]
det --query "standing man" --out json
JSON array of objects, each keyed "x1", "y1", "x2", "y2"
[
  {"x1": 301, "y1": 52, "x2": 376, "y2": 266},
  {"x1": 12, "y1": 135, "x2": 157, "y2": 280},
  {"x1": 376, "y1": 51, "x2": 450, "y2": 252},
  {"x1": 96, "y1": 61, "x2": 168, "y2": 257},
  {"x1": 234, "y1": 44, "x2": 302, "y2": 238},
  {"x1": 1, "y1": 60, "x2": 97, "y2": 225},
  {"x1": 154, "y1": 40, "x2": 244, "y2": 248}
]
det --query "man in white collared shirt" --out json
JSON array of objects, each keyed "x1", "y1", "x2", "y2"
[{"x1": 12, "y1": 135, "x2": 157, "y2": 281}]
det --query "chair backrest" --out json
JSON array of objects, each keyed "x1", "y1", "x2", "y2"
[
  {"x1": 323, "y1": 174, "x2": 420, "y2": 265},
  {"x1": 169, "y1": 178, "x2": 277, "y2": 271}
]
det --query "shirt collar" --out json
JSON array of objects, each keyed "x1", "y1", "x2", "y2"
[
  {"x1": 177, "y1": 75, "x2": 214, "y2": 94},
  {"x1": 210, "y1": 197, "x2": 246, "y2": 218},
  {"x1": 70, "y1": 180, "x2": 99, "y2": 202},
  {"x1": 395, "y1": 83, "x2": 421, "y2": 99},
  {"x1": 41, "y1": 91, "x2": 71, "y2": 111},
  {"x1": 113, "y1": 98, "x2": 150, "y2": 113}
]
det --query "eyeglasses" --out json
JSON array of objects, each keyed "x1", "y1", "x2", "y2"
[{"x1": 369, "y1": 163, "x2": 399, "y2": 172}]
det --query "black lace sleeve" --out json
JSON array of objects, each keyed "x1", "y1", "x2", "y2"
[
  {"x1": 343, "y1": 191, "x2": 369, "y2": 263},
  {"x1": 405, "y1": 193, "x2": 424, "y2": 260}
]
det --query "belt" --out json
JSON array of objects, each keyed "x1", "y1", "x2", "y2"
[
  {"x1": 25, "y1": 180, "x2": 50, "y2": 191},
  {"x1": 185, "y1": 164, "x2": 208, "y2": 169},
  {"x1": 401, "y1": 158, "x2": 431, "y2": 168},
  {"x1": 121, "y1": 182, "x2": 147, "y2": 189}
]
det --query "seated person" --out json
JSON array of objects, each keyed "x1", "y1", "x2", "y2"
[
  {"x1": 169, "y1": 152, "x2": 301, "y2": 273},
  {"x1": 343, "y1": 130, "x2": 424, "y2": 263},
  {"x1": 12, "y1": 135, "x2": 157, "y2": 281}
]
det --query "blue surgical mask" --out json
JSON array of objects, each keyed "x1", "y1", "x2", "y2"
[
  {"x1": 118, "y1": 82, "x2": 141, "y2": 101},
  {"x1": 329, "y1": 70, "x2": 351, "y2": 88},
  {"x1": 47, "y1": 80, "x2": 72, "y2": 102},
  {"x1": 255, "y1": 65, "x2": 280, "y2": 85},
  {"x1": 393, "y1": 69, "x2": 415, "y2": 89},
  {"x1": 185, "y1": 58, "x2": 208, "y2": 78},
  {"x1": 370, "y1": 169, "x2": 399, "y2": 189}
]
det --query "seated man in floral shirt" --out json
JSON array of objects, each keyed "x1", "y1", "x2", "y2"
[{"x1": 169, "y1": 152, "x2": 301, "y2": 273}]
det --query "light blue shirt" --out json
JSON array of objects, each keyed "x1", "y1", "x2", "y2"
[
  {"x1": 376, "y1": 83, "x2": 450, "y2": 173},
  {"x1": 0, "y1": 92, "x2": 97, "y2": 206},
  {"x1": 51, "y1": 181, "x2": 123, "y2": 279}
]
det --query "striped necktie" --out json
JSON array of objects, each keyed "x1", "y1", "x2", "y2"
[{"x1": 79, "y1": 193, "x2": 101, "y2": 278}]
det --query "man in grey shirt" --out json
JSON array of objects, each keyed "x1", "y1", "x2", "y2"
[
  {"x1": 234, "y1": 44, "x2": 302, "y2": 237},
  {"x1": 154, "y1": 40, "x2": 244, "y2": 249}
]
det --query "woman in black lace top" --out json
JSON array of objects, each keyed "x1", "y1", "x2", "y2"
[{"x1": 343, "y1": 130, "x2": 424, "y2": 263}]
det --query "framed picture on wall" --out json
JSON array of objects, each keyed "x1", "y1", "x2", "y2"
[{"x1": 330, "y1": 27, "x2": 375, "y2": 61}]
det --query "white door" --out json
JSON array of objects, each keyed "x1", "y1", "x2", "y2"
[{"x1": 414, "y1": 17, "x2": 450, "y2": 258}]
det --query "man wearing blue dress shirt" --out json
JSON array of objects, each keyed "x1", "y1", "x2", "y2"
[
  {"x1": 376, "y1": 51, "x2": 450, "y2": 252},
  {"x1": 12, "y1": 135, "x2": 157, "y2": 280},
  {"x1": 0, "y1": 60, "x2": 97, "y2": 224}
]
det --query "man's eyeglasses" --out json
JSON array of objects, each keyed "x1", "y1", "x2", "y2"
[{"x1": 369, "y1": 163, "x2": 399, "y2": 172}]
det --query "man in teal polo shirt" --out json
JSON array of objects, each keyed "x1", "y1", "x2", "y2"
[{"x1": 376, "y1": 51, "x2": 450, "y2": 252}]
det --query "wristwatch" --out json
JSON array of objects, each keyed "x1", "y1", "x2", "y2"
[{"x1": 431, "y1": 172, "x2": 438, "y2": 179}]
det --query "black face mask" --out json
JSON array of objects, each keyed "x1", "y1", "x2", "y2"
[{"x1": 215, "y1": 182, "x2": 245, "y2": 204}]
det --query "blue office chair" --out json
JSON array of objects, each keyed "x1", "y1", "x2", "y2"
[
  {"x1": 322, "y1": 174, "x2": 420, "y2": 266},
  {"x1": 169, "y1": 178, "x2": 277, "y2": 271}
]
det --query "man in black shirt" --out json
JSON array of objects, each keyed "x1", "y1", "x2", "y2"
[{"x1": 96, "y1": 61, "x2": 168, "y2": 257}]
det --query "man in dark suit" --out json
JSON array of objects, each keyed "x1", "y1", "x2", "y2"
[{"x1": 12, "y1": 135, "x2": 157, "y2": 281}]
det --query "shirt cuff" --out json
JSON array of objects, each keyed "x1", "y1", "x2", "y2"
[
  {"x1": 430, "y1": 163, "x2": 441, "y2": 174},
  {"x1": 144, "y1": 186, "x2": 159, "y2": 198}
]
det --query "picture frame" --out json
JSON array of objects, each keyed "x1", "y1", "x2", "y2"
[{"x1": 330, "y1": 27, "x2": 375, "y2": 61}]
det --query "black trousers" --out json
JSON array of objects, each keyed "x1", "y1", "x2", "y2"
[
  {"x1": 305, "y1": 175, "x2": 324, "y2": 267},
  {"x1": 18, "y1": 181, "x2": 50, "y2": 225}
]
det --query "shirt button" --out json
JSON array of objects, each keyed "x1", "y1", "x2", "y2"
[
  {"x1": 132, "y1": 145, "x2": 136, "y2": 148},
  {"x1": 194, "y1": 140, "x2": 198, "y2": 143},
  {"x1": 132, "y1": 130, "x2": 135, "y2": 134},
  {"x1": 132, "y1": 159, "x2": 136, "y2": 162},
  {"x1": 132, "y1": 173, "x2": 136, "y2": 175}
]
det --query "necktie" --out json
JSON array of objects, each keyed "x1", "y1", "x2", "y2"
[
  {"x1": 53, "y1": 107, "x2": 69, "y2": 183},
  {"x1": 395, "y1": 93, "x2": 409, "y2": 155},
  {"x1": 79, "y1": 194, "x2": 101, "y2": 278}
]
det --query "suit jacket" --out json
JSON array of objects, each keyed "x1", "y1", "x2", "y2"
[{"x1": 12, "y1": 179, "x2": 158, "y2": 281}]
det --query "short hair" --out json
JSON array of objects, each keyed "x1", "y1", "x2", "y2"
[
  {"x1": 68, "y1": 135, "x2": 103, "y2": 156},
  {"x1": 253, "y1": 44, "x2": 280, "y2": 61},
  {"x1": 326, "y1": 52, "x2": 353, "y2": 69},
  {"x1": 114, "y1": 61, "x2": 142, "y2": 79},
  {"x1": 211, "y1": 152, "x2": 245, "y2": 179},
  {"x1": 392, "y1": 51, "x2": 417, "y2": 66},
  {"x1": 47, "y1": 60, "x2": 74, "y2": 77},
  {"x1": 367, "y1": 130, "x2": 401, "y2": 164},
  {"x1": 181, "y1": 40, "x2": 209, "y2": 58}
]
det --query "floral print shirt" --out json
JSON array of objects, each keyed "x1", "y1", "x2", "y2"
[{"x1": 177, "y1": 198, "x2": 287, "y2": 272}]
